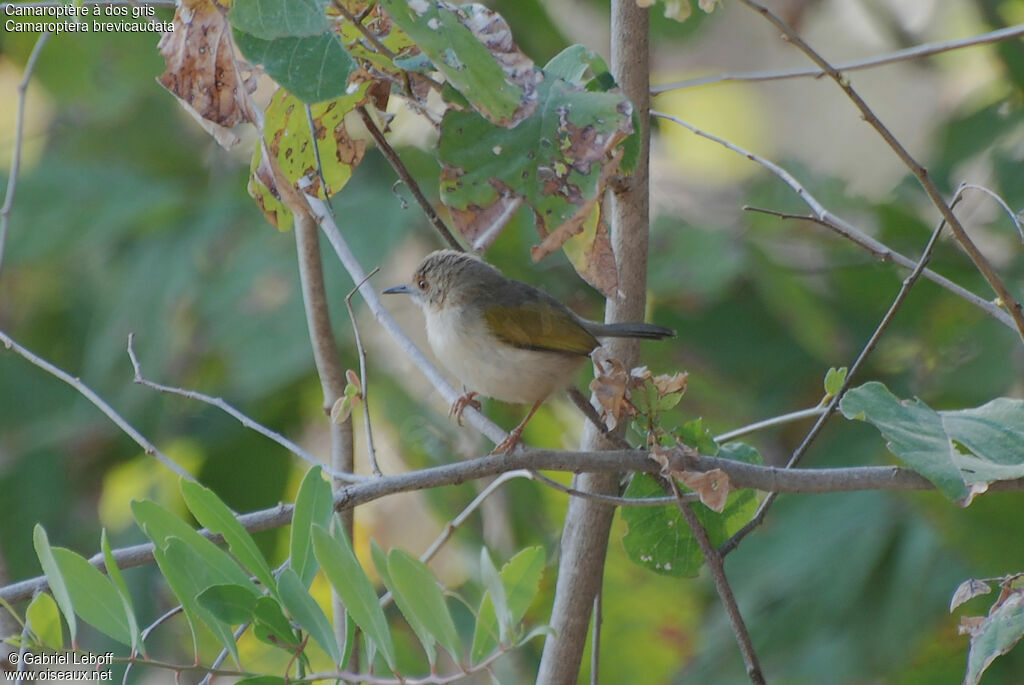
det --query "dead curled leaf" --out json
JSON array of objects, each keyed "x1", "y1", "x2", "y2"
[
  {"x1": 648, "y1": 445, "x2": 730, "y2": 513},
  {"x1": 950, "y1": 578, "x2": 993, "y2": 612},
  {"x1": 157, "y1": 0, "x2": 257, "y2": 149},
  {"x1": 653, "y1": 372, "x2": 688, "y2": 397},
  {"x1": 676, "y1": 468, "x2": 731, "y2": 513},
  {"x1": 589, "y1": 351, "x2": 633, "y2": 431}
]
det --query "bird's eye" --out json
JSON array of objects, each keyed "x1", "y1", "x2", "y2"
[{"x1": 417, "y1": 278, "x2": 428, "y2": 290}]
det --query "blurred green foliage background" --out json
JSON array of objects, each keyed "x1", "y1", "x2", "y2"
[{"x1": 2, "y1": 0, "x2": 1024, "y2": 682}]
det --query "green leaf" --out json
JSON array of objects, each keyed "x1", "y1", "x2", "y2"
[
  {"x1": 101, "y1": 529, "x2": 141, "y2": 656},
  {"x1": 824, "y1": 366, "x2": 848, "y2": 396},
  {"x1": 480, "y1": 549, "x2": 510, "y2": 645},
  {"x1": 228, "y1": 0, "x2": 330, "y2": 40},
  {"x1": 840, "y1": 382, "x2": 1024, "y2": 504},
  {"x1": 235, "y1": 677, "x2": 288, "y2": 685},
  {"x1": 438, "y1": 46, "x2": 632, "y2": 250},
  {"x1": 278, "y1": 568, "x2": 342, "y2": 665},
  {"x1": 197, "y1": 583, "x2": 259, "y2": 625},
  {"x1": 181, "y1": 480, "x2": 277, "y2": 596},
  {"x1": 291, "y1": 466, "x2": 334, "y2": 588},
  {"x1": 153, "y1": 537, "x2": 243, "y2": 666},
  {"x1": 252, "y1": 596, "x2": 303, "y2": 652},
  {"x1": 380, "y1": 0, "x2": 537, "y2": 126},
  {"x1": 132, "y1": 499, "x2": 257, "y2": 591},
  {"x1": 470, "y1": 546, "x2": 545, "y2": 662},
  {"x1": 33, "y1": 525, "x2": 76, "y2": 645},
  {"x1": 233, "y1": 31, "x2": 356, "y2": 105},
  {"x1": 621, "y1": 474, "x2": 757, "y2": 577},
  {"x1": 26, "y1": 593, "x2": 63, "y2": 650},
  {"x1": 964, "y1": 591, "x2": 1024, "y2": 685},
  {"x1": 311, "y1": 523, "x2": 396, "y2": 670},
  {"x1": 387, "y1": 549, "x2": 461, "y2": 665},
  {"x1": 677, "y1": 418, "x2": 719, "y2": 455},
  {"x1": 50, "y1": 548, "x2": 132, "y2": 646}
]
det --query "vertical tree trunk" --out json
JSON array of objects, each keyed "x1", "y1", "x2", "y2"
[{"x1": 536, "y1": 2, "x2": 650, "y2": 682}]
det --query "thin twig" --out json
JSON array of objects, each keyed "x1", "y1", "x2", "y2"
[
  {"x1": 344, "y1": 268, "x2": 383, "y2": 476},
  {"x1": 652, "y1": 24, "x2": 1024, "y2": 93},
  {"x1": 669, "y1": 479, "x2": 765, "y2": 685},
  {"x1": 123, "y1": 604, "x2": 184, "y2": 683},
  {"x1": 565, "y1": 386, "x2": 633, "y2": 450},
  {"x1": 721, "y1": 192, "x2": 953, "y2": 555},
  {"x1": 651, "y1": 110, "x2": 1015, "y2": 330},
  {"x1": 0, "y1": 31, "x2": 50, "y2": 282},
  {"x1": 379, "y1": 471, "x2": 533, "y2": 605},
  {"x1": 304, "y1": 103, "x2": 335, "y2": 217},
  {"x1": 126, "y1": 333, "x2": 364, "y2": 483},
  {"x1": 4, "y1": 445, "x2": 1024, "y2": 605},
  {"x1": 715, "y1": 405, "x2": 825, "y2": 443},
  {"x1": 331, "y1": 0, "x2": 395, "y2": 59},
  {"x1": 959, "y1": 183, "x2": 1024, "y2": 242},
  {"x1": 739, "y1": 0, "x2": 1024, "y2": 341},
  {"x1": 355, "y1": 106, "x2": 463, "y2": 251},
  {"x1": 0, "y1": 328, "x2": 193, "y2": 480}
]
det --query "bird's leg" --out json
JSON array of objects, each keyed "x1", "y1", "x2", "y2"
[
  {"x1": 449, "y1": 390, "x2": 481, "y2": 426},
  {"x1": 491, "y1": 399, "x2": 544, "y2": 454}
]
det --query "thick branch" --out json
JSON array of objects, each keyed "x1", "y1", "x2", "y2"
[
  {"x1": 538, "y1": 2, "x2": 652, "y2": 679},
  {"x1": 3, "y1": 447, "x2": 1023, "y2": 605}
]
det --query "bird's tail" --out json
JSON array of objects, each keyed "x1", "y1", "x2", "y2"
[{"x1": 586, "y1": 321, "x2": 676, "y2": 340}]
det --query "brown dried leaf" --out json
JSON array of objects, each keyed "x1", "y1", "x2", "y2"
[
  {"x1": 577, "y1": 213, "x2": 619, "y2": 298},
  {"x1": 649, "y1": 443, "x2": 673, "y2": 471},
  {"x1": 675, "y1": 468, "x2": 731, "y2": 513},
  {"x1": 959, "y1": 615, "x2": 986, "y2": 637},
  {"x1": 157, "y1": 0, "x2": 256, "y2": 149},
  {"x1": 459, "y1": 3, "x2": 541, "y2": 126},
  {"x1": 653, "y1": 372, "x2": 689, "y2": 397},
  {"x1": 588, "y1": 353, "x2": 632, "y2": 431},
  {"x1": 529, "y1": 147, "x2": 624, "y2": 262},
  {"x1": 951, "y1": 579, "x2": 994, "y2": 612}
]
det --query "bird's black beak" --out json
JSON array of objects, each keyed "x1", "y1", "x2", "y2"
[{"x1": 382, "y1": 284, "x2": 412, "y2": 295}]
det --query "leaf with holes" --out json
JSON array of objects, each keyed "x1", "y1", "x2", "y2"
[
  {"x1": 249, "y1": 85, "x2": 370, "y2": 230},
  {"x1": 438, "y1": 46, "x2": 632, "y2": 255},
  {"x1": 380, "y1": 0, "x2": 539, "y2": 126}
]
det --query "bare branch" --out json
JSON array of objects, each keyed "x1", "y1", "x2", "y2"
[
  {"x1": 355, "y1": 106, "x2": 463, "y2": 251},
  {"x1": 344, "y1": 269, "x2": 383, "y2": 476},
  {"x1": 0, "y1": 31, "x2": 50, "y2": 282},
  {"x1": 739, "y1": 0, "x2": 1024, "y2": 341},
  {"x1": 4, "y1": 445, "x2": 1024, "y2": 605},
  {"x1": 715, "y1": 405, "x2": 825, "y2": 444},
  {"x1": 127, "y1": 333, "x2": 364, "y2": 483},
  {"x1": 652, "y1": 24, "x2": 1024, "y2": 93},
  {"x1": 722, "y1": 196, "x2": 951, "y2": 555},
  {"x1": 651, "y1": 110, "x2": 1014, "y2": 330},
  {"x1": 670, "y1": 479, "x2": 764, "y2": 684},
  {"x1": 0, "y1": 328, "x2": 193, "y2": 480}
]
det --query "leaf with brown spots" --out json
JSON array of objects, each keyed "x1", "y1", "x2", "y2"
[
  {"x1": 381, "y1": 0, "x2": 540, "y2": 127},
  {"x1": 439, "y1": 46, "x2": 632, "y2": 263},
  {"x1": 157, "y1": 0, "x2": 256, "y2": 149},
  {"x1": 248, "y1": 85, "x2": 371, "y2": 231}
]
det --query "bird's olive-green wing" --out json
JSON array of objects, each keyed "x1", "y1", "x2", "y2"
[{"x1": 483, "y1": 301, "x2": 598, "y2": 356}]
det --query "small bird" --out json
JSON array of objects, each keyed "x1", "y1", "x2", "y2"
[{"x1": 384, "y1": 250, "x2": 675, "y2": 453}]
